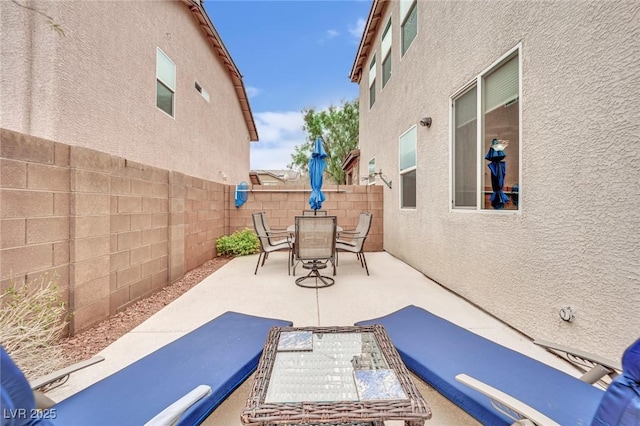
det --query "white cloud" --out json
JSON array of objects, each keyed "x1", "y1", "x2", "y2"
[
  {"x1": 245, "y1": 86, "x2": 261, "y2": 98},
  {"x1": 348, "y1": 18, "x2": 366, "y2": 40},
  {"x1": 317, "y1": 28, "x2": 340, "y2": 44},
  {"x1": 251, "y1": 111, "x2": 306, "y2": 170}
]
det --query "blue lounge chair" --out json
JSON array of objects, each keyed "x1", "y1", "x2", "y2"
[
  {"x1": 355, "y1": 305, "x2": 629, "y2": 426},
  {"x1": 2, "y1": 311, "x2": 291, "y2": 426}
]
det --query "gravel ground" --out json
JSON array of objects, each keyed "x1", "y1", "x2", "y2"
[{"x1": 58, "y1": 257, "x2": 231, "y2": 363}]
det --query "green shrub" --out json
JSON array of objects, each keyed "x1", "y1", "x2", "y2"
[
  {"x1": 216, "y1": 228, "x2": 260, "y2": 257},
  {"x1": 0, "y1": 273, "x2": 68, "y2": 380}
]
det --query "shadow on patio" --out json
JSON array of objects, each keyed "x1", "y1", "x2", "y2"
[{"x1": 47, "y1": 251, "x2": 585, "y2": 425}]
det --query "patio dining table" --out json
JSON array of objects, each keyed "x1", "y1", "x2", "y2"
[
  {"x1": 286, "y1": 224, "x2": 343, "y2": 234},
  {"x1": 240, "y1": 325, "x2": 432, "y2": 425}
]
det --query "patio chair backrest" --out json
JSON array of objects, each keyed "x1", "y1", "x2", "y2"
[
  {"x1": 252, "y1": 212, "x2": 271, "y2": 251},
  {"x1": 352, "y1": 212, "x2": 373, "y2": 250},
  {"x1": 254, "y1": 211, "x2": 285, "y2": 246},
  {"x1": 294, "y1": 216, "x2": 337, "y2": 261},
  {"x1": 354, "y1": 212, "x2": 372, "y2": 235},
  {"x1": 302, "y1": 210, "x2": 328, "y2": 216}
]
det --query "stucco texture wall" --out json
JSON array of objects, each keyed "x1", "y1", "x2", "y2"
[
  {"x1": 358, "y1": 1, "x2": 640, "y2": 359},
  {"x1": 0, "y1": 0, "x2": 251, "y2": 185}
]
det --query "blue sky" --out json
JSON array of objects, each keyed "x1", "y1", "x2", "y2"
[{"x1": 205, "y1": 0, "x2": 370, "y2": 170}]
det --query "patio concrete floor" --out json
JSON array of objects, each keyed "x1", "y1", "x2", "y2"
[{"x1": 48, "y1": 251, "x2": 585, "y2": 425}]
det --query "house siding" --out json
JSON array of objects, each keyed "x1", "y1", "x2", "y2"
[
  {"x1": 0, "y1": 0, "x2": 251, "y2": 184},
  {"x1": 357, "y1": 1, "x2": 640, "y2": 360}
]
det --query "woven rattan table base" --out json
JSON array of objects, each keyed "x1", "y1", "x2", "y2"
[{"x1": 241, "y1": 325, "x2": 431, "y2": 426}]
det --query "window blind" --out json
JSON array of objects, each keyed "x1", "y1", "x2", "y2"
[
  {"x1": 455, "y1": 87, "x2": 477, "y2": 128},
  {"x1": 369, "y1": 56, "x2": 376, "y2": 88},
  {"x1": 400, "y1": 0, "x2": 415, "y2": 22},
  {"x1": 399, "y1": 126, "x2": 417, "y2": 171},
  {"x1": 381, "y1": 20, "x2": 392, "y2": 58},
  {"x1": 484, "y1": 55, "x2": 518, "y2": 113},
  {"x1": 157, "y1": 49, "x2": 175, "y2": 90}
]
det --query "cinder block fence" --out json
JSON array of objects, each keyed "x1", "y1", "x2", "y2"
[{"x1": 0, "y1": 129, "x2": 383, "y2": 333}]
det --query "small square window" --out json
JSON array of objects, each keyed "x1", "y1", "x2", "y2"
[{"x1": 195, "y1": 81, "x2": 210, "y2": 102}]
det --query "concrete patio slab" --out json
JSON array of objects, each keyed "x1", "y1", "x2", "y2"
[{"x1": 48, "y1": 251, "x2": 585, "y2": 425}]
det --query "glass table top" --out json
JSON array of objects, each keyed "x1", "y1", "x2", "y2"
[{"x1": 265, "y1": 331, "x2": 407, "y2": 403}]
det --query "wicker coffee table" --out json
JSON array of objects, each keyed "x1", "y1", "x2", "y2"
[{"x1": 240, "y1": 325, "x2": 432, "y2": 425}]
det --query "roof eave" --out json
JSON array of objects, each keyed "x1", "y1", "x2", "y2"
[
  {"x1": 349, "y1": 0, "x2": 388, "y2": 84},
  {"x1": 182, "y1": 0, "x2": 259, "y2": 141},
  {"x1": 341, "y1": 149, "x2": 361, "y2": 170}
]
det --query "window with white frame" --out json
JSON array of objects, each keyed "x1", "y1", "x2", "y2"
[
  {"x1": 381, "y1": 18, "x2": 392, "y2": 88},
  {"x1": 452, "y1": 47, "x2": 520, "y2": 211},
  {"x1": 400, "y1": 0, "x2": 417, "y2": 56},
  {"x1": 368, "y1": 157, "x2": 376, "y2": 185},
  {"x1": 369, "y1": 55, "x2": 376, "y2": 108},
  {"x1": 399, "y1": 126, "x2": 417, "y2": 208},
  {"x1": 156, "y1": 48, "x2": 175, "y2": 116}
]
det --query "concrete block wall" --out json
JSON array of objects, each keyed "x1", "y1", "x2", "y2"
[
  {"x1": 228, "y1": 184, "x2": 384, "y2": 252},
  {"x1": 182, "y1": 176, "x2": 226, "y2": 272},
  {"x1": 69, "y1": 147, "x2": 112, "y2": 330},
  {"x1": 1, "y1": 129, "x2": 384, "y2": 334},
  {"x1": 106, "y1": 158, "x2": 170, "y2": 317},
  {"x1": 0, "y1": 130, "x2": 71, "y2": 304}
]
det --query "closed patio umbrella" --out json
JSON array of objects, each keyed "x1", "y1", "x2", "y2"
[
  {"x1": 308, "y1": 136, "x2": 327, "y2": 212},
  {"x1": 485, "y1": 139, "x2": 510, "y2": 209}
]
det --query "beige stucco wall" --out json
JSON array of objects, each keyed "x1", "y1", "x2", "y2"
[
  {"x1": 358, "y1": 1, "x2": 640, "y2": 359},
  {"x1": 0, "y1": 0, "x2": 251, "y2": 184}
]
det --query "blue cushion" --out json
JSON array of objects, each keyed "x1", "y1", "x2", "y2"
[
  {"x1": 591, "y1": 338, "x2": 640, "y2": 425},
  {"x1": 356, "y1": 305, "x2": 604, "y2": 425},
  {"x1": 1, "y1": 347, "x2": 53, "y2": 426},
  {"x1": 50, "y1": 311, "x2": 291, "y2": 426}
]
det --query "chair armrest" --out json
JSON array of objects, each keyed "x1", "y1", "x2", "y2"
[
  {"x1": 338, "y1": 235, "x2": 367, "y2": 240},
  {"x1": 29, "y1": 355, "x2": 105, "y2": 391},
  {"x1": 534, "y1": 339, "x2": 621, "y2": 384},
  {"x1": 143, "y1": 384, "x2": 212, "y2": 426},
  {"x1": 266, "y1": 229, "x2": 289, "y2": 235},
  {"x1": 455, "y1": 374, "x2": 560, "y2": 426}
]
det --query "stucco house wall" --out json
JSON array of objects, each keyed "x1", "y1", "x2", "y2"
[
  {"x1": 352, "y1": 0, "x2": 640, "y2": 359},
  {"x1": 0, "y1": 0, "x2": 255, "y2": 184}
]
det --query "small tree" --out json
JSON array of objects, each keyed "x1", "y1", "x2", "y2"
[{"x1": 288, "y1": 99, "x2": 359, "y2": 184}]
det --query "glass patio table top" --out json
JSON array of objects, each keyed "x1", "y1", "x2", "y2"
[
  {"x1": 241, "y1": 325, "x2": 432, "y2": 425},
  {"x1": 287, "y1": 224, "x2": 343, "y2": 234}
]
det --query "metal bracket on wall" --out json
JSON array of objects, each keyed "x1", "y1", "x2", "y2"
[{"x1": 370, "y1": 169, "x2": 392, "y2": 189}]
